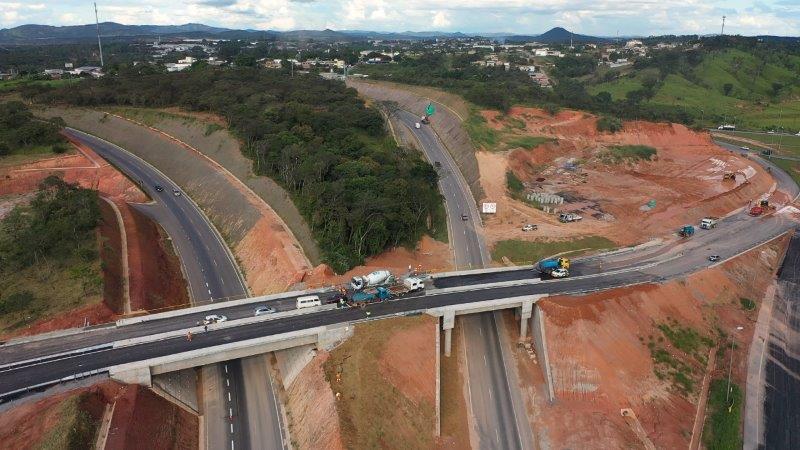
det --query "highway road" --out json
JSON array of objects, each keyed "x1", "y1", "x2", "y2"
[
  {"x1": 396, "y1": 110, "x2": 534, "y2": 450},
  {"x1": 60, "y1": 129, "x2": 283, "y2": 450}
]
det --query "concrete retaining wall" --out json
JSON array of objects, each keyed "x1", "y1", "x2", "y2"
[{"x1": 532, "y1": 304, "x2": 555, "y2": 403}]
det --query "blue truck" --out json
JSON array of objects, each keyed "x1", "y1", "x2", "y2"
[
  {"x1": 538, "y1": 257, "x2": 571, "y2": 278},
  {"x1": 678, "y1": 225, "x2": 695, "y2": 237}
]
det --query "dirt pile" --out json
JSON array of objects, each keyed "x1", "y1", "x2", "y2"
[
  {"x1": 516, "y1": 237, "x2": 786, "y2": 449},
  {"x1": 479, "y1": 107, "x2": 780, "y2": 247}
]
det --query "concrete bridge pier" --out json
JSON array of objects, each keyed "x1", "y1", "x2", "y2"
[
  {"x1": 519, "y1": 299, "x2": 534, "y2": 342},
  {"x1": 442, "y1": 310, "x2": 455, "y2": 357}
]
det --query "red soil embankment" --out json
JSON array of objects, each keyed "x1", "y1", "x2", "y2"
[
  {"x1": 520, "y1": 236, "x2": 785, "y2": 449},
  {"x1": 99, "y1": 199, "x2": 125, "y2": 314},
  {"x1": 0, "y1": 381, "x2": 198, "y2": 450},
  {"x1": 123, "y1": 204, "x2": 189, "y2": 312}
]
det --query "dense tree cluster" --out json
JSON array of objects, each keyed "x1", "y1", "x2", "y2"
[
  {"x1": 0, "y1": 101, "x2": 65, "y2": 155},
  {"x1": 0, "y1": 175, "x2": 101, "y2": 269},
  {"x1": 32, "y1": 68, "x2": 444, "y2": 272}
]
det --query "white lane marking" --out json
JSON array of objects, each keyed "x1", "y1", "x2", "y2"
[
  {"x1": 229, "y1": 407, "x2": 233, "y2": 417},
  {"x1": 489, "y1": 388, "x2": 493, "y2": 401},
  {"x1": 231, "y1": 440, "x2": 235, "y2": 450},
  {"x1": 479, "y1": 327, "x2": 482, "y2": 336},
  {"x1": 208, "y1": 289, "x2": 212, "y2": 295},
  {"x1": 230, "y1": 423, "x2": 234, "y2": 434},
  {"x1": 228, "y1": 392, "x2": 231, "y2": 402},
  {"x1": 214, "y1": 259, "x2": 219, "y2": 267},
  {"x1": 496, "y1": 429, "x2": 500, "y2": 443},
  {"x1": 224, "y1": 365, "x2": 228, "y2": 373},
  {"x1": 206, "y1": 282, "x2": 209, "y2": 287},
  {"x1": 484, "y1": 354, "x2": 487, "y2": 366}
]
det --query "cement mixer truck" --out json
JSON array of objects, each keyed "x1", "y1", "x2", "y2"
[{"x1": 351, "y1": 270, "x2": 393, "y2": 290}]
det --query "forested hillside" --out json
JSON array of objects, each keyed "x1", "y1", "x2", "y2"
[
  {"x1": 0, "y1": 101, "x2": 66, "y2": 156},
  {"x1": 30, "y1": 67, "x2": 444, "y2": 272}
]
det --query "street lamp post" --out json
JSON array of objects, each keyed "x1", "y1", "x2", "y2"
[{"x1": 726, "y1": 325, "x2": 744, "y2": 404}]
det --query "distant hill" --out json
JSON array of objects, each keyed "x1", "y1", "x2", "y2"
[
  {"x1": 0, "y1": 22, "x2": 610, "y2": 44},
  {"x1": 0, "y1": 22, "x2": 235, "y2": 43}
]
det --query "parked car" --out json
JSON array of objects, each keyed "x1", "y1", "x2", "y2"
[
  {"x1": 254, "y1": 306, "x2": 276, "y2": 316},
  {"x1": 155, "y1": 184, "x2": 164, "y2": 192},
  {"x1": 201, "y1": 314, "x2": 227, "y2": 325},
  {"x1": 522, "y1": 224, "x2": 537, "y2": 232},
  {"x1": 708, "y1": 255, "x2": 721, "y2": 262}
]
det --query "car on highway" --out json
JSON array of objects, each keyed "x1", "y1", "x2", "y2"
[
  {"x1": 254, "y1": 306, "x2": 276, "y2": 316},
  {"x1": 461, "y1": 213, "x2": 469, "y2": 221},
  {"x1": 434, "y1": 161, "x2": 441, "y2": 168},
  {"x1": 740, "y1": 146, "x2": 750, "y2": 151},
  {"x1": 550, "y1": 268, "x2": 569, "y2": 278},
  {"x1": 155, "y1": 184, "x2": 164, "y2": 192},
  {"x1": 708, "y1": 255, "x2": 721, "y2": 262},
  {"x1": 173, "y1": 188, "x2": 182, "y2": 197},
  {"x1": 522, "y1": 224, "x2": 537, "y2": 231},
  {"x1": 796, "y1": 131, "x2": 800, "y2": 136},
  {"x1": 201, "y1": 314, "x2": 227, "y2": 325},
  {"x1": 767, "y1": 130, "x2": 775, "y2": 134}
]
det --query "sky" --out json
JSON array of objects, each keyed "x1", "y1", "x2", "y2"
[{"x1": 1, "y1": 0, "x2": 798, "y2": 37}]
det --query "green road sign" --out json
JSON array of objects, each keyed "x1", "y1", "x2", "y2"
[{"x1": 426, "y1": 102, "x2": 436, "y2": 116}]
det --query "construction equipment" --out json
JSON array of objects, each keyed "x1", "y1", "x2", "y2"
[
  {"x1": 700, "y1": 217, "x2": 718, "y2": 230},
  {"x1": 722, "y1": 171, "x2": 748, "y2": 183},
  {"x1": 420, "y1": 115, "x2": 430, "y2": 125},
  {"x1": 559, "y1": 212, "x2": 583, "y2": 223},
  {"x1": 678, "y1": 225, "x2": 695, "y2": 237},
  {"x1": 749, "y1": 206, "x2": 763, "y2": 216},
  {"x1": 343, "y1": 276, "x2": 425, "y2": 307},
  {"x1": 351, "y1": 270, "x2": 392, "y2": 290},
  {"x1": 538, "y1": 257, "x2": 571, "y2": 277}
]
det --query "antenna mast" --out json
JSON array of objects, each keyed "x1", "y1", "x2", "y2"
[
  {"x1": 721, "y1": 16, "x2": 726, "y2": 36},
  {"x1": 94, "y1": 2, "x2": 104, "y2": 67}
]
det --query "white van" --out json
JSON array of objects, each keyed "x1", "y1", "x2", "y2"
[{"x1": 296, "y1": 295, "x2": 321, "y2": 309}]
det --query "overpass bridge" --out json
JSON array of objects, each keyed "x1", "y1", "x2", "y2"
[{"x1": 1, "y1": 200, "x2": 794, "y2": 402}]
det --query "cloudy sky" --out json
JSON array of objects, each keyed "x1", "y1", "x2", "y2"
[{"x1": 2, "y1": 0, "x2": 798, "y2": 36}]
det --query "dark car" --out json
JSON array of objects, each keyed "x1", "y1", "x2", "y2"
[
  {"x1": 461, "y1": 214, "x2": 469, "y2": 221},
  {"x1": 155, "y1": 185, "x2": 164, "y2": 192},
  {"x1": 434, "y1": 161, "x2": 442, "y2": 168},
  {"x1": 708, "y1": 255, "x2": 721, "y2": 262}
]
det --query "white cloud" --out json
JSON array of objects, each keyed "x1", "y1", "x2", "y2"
[{"x1": 432, "y1": 10, "x2": 450, "y2": 28}]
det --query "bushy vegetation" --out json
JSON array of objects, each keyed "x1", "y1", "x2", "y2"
[
  {"x1": 602, "y1": 145, "x2": 657, "y2": 163},
  {"x1": 739, "y1": 297, "x2": 756, "y2": 311},
  {"x1": 647, "y1": 320, "x2": 714, "y2": 395},
  {"x1": 505, "y1": 170, "x2": 524, "y2": 193},
  {"x1": 1, "y1": 175, "x2": 100, "y2": 268},
  {"x1": 32, "y1": 68, "x2": 443, "y2": 272},
  {"x1": 0, "y1": 176, "x2": 103, "y2": 330},
  {"x1": 703, "y1": 379, "x2": 743, "y2": 450},
  {"x1": 596, "y1": 116, "x2": 623, "y2": 133},
  {"x1": 0, "y1": 101, "x2": 66, "y2": 156}
]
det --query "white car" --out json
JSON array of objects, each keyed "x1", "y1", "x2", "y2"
[
  {"x1": 522, "y1": 224, "x2": 537, "y2": 232},
  {"x1": 550, "y1": 268, "x2": 569, "y2": 278},
  {"x1": 202, "y1": 314, "x2": 227, "y2": 325},
  {"x1": 796, "y1": 131, "x2": 800, "y2": 136},
  {"x1": 254, "y1": 306, "x2": 276, "y2": 316}
]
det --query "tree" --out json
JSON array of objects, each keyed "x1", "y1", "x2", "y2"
[
  {"x1": 772, "y1": 82, "x2": 783, "y2": 96},
  {"x1": 0, "y1": 142, "x2": 9, "y2": 156},
  {"x1": 723, "y1": 83, "x2": 733, "y2": 96}
]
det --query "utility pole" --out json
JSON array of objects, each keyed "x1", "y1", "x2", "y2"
[
  {"x1": 94, "y1": 2, "x2": 104, "y2": 67},
  {"x1": 721, "y1": 16, "x2": 726, "y2": 36}
]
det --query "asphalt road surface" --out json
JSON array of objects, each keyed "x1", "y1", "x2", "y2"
[
  {"x1": 60, "y1": 129, "x2": 282, "y2": 450},
  {"x1": 396, "y1": 110, "x2": 534, "y2": 450},
  {"x1": 759, "y1": 234, "x2": 800, "y2": 449}
]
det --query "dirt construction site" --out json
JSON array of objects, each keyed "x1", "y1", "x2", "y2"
[{"x1": 478, "y1": 107, "x2": 782, "y2": 249}]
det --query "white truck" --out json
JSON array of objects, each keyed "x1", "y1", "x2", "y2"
[
  {"x1": 717, "y1": 124, "x2": 736, "y2": 131},
  {"x1": 700, "y1": 217, "x2": 718, "y2": 230},
  {"x1": 351, "y1": 270, "x2": 392, "y2": 290}
]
